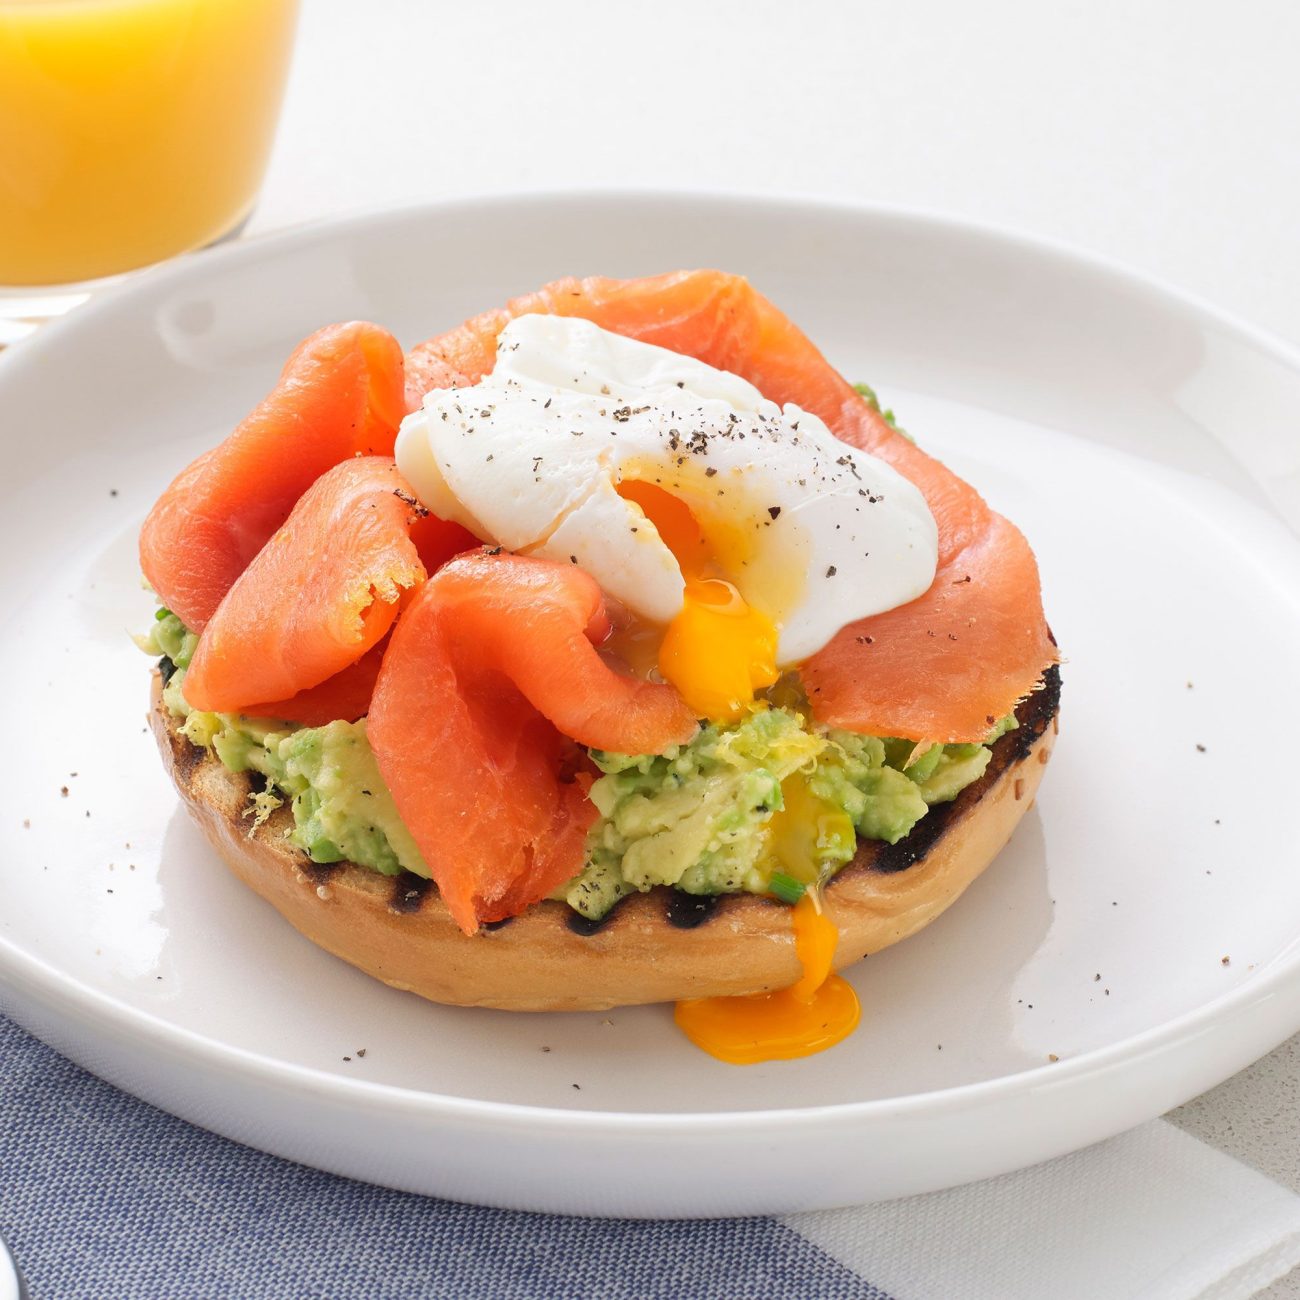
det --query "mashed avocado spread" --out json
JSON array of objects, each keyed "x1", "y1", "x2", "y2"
[
  {"x1": 145, "y1": 609, "x2": 1014, "y2": 919},
  {"x1": 145, "y1": 611, "x2": 427, "y2": 877}
]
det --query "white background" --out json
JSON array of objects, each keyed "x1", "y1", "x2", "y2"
[
  {"x1": 249, "y1": 0, "x2": 1300, "y2": 1290},
  {"x1": 254, "y1": 0, "x2": 1300, "y2": 346}
]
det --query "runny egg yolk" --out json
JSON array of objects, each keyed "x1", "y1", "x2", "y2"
[
  {"x1": 766, "y1": 770, "x2": 856, "y2": 890},
  {"x1": 616, "y1": 480, "x2": 778, "y2": 722},
  {"x1": 673, "y1": 772, "x2": 863, "y2": 1065},
  {"x1": 608, "y1": 484, "x2": 859, "y2": 1062},
  {"x1": 673, "y1": 890, "x2": 861, "y2": 1065}
]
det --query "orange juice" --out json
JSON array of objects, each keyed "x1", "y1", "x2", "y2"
[{"x1": 0, "y1": 0, "x2": 299, "y2": 285}]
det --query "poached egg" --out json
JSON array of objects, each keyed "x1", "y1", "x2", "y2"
[{"x1": 396, "y1": 315, "x2": 937, "y2": 721}]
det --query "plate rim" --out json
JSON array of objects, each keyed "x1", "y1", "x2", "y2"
[
  {"x1": 6, "y1": 185, "x2": 1299, "y2": 382},
  {"x1": 3, "y1": 187, "x2": 1300, "y2": 1138}
]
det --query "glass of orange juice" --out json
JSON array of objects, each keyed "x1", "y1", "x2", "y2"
[{"x1": 0, "y1": 0, "x2": 299, "y2": 330}]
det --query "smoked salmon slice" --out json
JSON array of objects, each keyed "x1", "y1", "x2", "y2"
[
  {"x1": 238, "y1": 639, "x2": 388, "y2": 727},
  {"x1": 141, "y1": 321, "x2": 406, "y2": 632},
  {"x1": 183, "y1": 458, "x2": 430, "y2": 714},
  {"x1": 406, "y1": 271, "x2": 1057, "y2": 742},
  {"x1": 368, "y1": 551, "x2": 698, "y2": 934},
  {"x1": 408, "y1": 511, "x2": 480, "y2": 577},
  {"x1": 194, "y1": 510, "x2": 476, "y2": 726}
]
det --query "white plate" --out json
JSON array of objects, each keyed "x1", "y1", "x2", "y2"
[
  {"x1": 2, "y1": 193, "x2": 1299, "y2": 1217},
  {"x1": 0, "y1": 1234, "x2": 21, "y2": 1300}
]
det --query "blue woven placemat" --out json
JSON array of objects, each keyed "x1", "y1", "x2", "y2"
[{"x1": 0, "y1": 1014, "x2": 890, "y2": 1300}]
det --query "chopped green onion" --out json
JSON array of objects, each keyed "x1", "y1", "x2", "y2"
[
  {"x1": 768, "y1": 871, "x2": 807, "y2": 906},
  {"x1": 154, "y1": 606, "x2": 172, "y2": 622}
]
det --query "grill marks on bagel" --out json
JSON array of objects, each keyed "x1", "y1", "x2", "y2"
[
  {"x1": 357, "y1": 666, "x2": 1061, "y2": 930},
  {"x1": 390, "y1": 874, "x2": 433, "y2": 915},
  {"x1": 151, "y1": 670, "x2": 1058, "y2": 1010},
  {"x1": 167, "y1": 671, "x2": 1059, "y2": 929},
  {"x1": 870, "y1": 664, "x2": 1060, "y2": 877}
]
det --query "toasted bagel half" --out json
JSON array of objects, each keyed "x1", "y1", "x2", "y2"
[{"x1": 151, "y1": 666, "x2": 1059, "y2": 1012}]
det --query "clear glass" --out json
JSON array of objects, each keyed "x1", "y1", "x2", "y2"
[{"x1": 0, "y1": 0, "x2": 300, "y2": 334}]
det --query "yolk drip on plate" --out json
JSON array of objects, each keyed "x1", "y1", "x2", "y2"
[
  {"x1": 674, "y1": 890, "x2": 861, "y2": 1065},
  {"x1": 605, "y1": 480, "x2": 857, "y2": 1062},
  {"x1": 615, "y1": 480, "x2": 778, "y2": 721},
  {"x1": 676, "y1": 770, "x2": 860, "y2": 1065}
]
